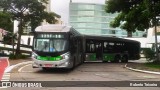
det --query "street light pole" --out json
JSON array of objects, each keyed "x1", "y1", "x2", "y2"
[{"x1": 154, "y1": 17, "x2": 159, "y2": 62}]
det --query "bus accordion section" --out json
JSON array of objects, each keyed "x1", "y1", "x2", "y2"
[
  {"x1": 32, "y1": 25, "x2": 84, "y2": 70},
  {"x1": 84, "y1": 35, "x2": 140, "y2": 63}
]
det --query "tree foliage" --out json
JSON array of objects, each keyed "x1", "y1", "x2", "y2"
[
  {"x1": 0, "y1": 11, "x2": 13, "y2": 32},
  {"x1": 30, "y1": 12, "x2": 60, "y2": 32},
  {"x1": 0, "y1": 0, "x2": 60, "y2": 55},
  {"x1": 105, "y1": 0, "x2": 160, "y2": 35}
]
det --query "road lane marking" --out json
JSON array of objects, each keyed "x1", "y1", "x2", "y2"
[
  {"x1": 6, "y1": 57, "x2": 10, "y2": 67},
  {"x1": 139, "y1": 76, "x2": 157, "y2": 79},
  {"x1": 95, "y1": 74, "x2": 109, "y2": 76},
  {"x1": 5, "y1": 61, "x2": 33, "y2": 73},
  {"x1": 18, "y1": 64, "x2": 33, "y2": 72},
  {"x1": 1, "y1": 73, "x2": 10, "y2": 81}
]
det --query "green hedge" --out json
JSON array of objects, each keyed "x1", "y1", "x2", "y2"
[
  {"x1": 9, "y1": 53, "x2": 29, "y2": 59},
  {"x1": 142, "y1": 48, "x2": 155, "y2": 61}
]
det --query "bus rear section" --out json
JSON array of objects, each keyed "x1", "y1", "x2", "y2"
[{"x1": 84, "y1": 36, "x2": 140, "y2": 63}]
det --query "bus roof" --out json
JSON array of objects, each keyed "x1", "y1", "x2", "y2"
[
  {"x1": 35, "y1": 24, "x2": 72, "y2": 32},
  {"x1": 84, "y1": 35, "x2": 140, "y2": 44}
]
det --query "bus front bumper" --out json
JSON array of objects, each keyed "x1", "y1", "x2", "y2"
[{"x1": 32, "y1": 58, "x2": 73, "y2": 69}]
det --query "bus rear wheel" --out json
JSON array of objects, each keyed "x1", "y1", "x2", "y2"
[
  {"x1": 121, "y1": 55, "x2": 128, "y2": 63},
  {"x1": 112, "y1": 55, "x2": 120, "y2": 63}
]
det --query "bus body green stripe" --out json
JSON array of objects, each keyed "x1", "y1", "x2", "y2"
[
  {"x1": 86, "y1": 53, "x2": 96, "y2": 61},
  {"x1": 37, "y1": 56, "x2": 62, "y2": 61},
  {"x1": 103, "y1": 54, "x2": 115, "y2": 61},
  {"x1": 89, "y1": 54, "x2": 96, "y2": 61}
]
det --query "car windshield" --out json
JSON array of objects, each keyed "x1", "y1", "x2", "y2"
[{"x1": 34, "y1": 39, "x2": 68, "y2": 52}]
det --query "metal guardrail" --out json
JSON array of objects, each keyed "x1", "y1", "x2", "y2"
[
  {"x1": 0, "y1": 40, "x2": 32, "y2": 48},
  {"x1": 0, "y1": 40, "x2": 32, "y2": 55}
]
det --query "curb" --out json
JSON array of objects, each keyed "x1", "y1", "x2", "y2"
[{"x1": 125, "y1": 64, "x2": 160, "y2": 75}]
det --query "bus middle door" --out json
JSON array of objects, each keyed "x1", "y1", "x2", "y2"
[{"x1": 95, "y1": 42, "x2": 103, "y2": 60}]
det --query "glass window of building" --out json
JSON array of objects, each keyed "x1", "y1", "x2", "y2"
[{"x1": 69, "y1": 2, "x2": 145, "y2": 37}]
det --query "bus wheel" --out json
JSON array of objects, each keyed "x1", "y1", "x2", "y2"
[
  {"x1": 70, "y1": 58, "x2": 76, "y2": 70},
  {"x1": 121, "y1": 55, "x2": 128, "y2": 63},
  {"x1": 112, "y1": 55, "x2": 120, "y2": 63},
  {"x1": 102, "y1": 60, "x2": 108, "y2": 63}
]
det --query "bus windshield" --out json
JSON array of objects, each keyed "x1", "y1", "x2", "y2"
[{"x1": 34, "y1": 39, "x2": 68, "y2": 52}]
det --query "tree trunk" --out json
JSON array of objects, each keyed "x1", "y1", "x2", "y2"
[
  {"x1": 12, "y1": 36, "x2": 14, "y2": 55},
  {"x1": 127, "y1": 31, "x2": 132, "y2": 37},
  {"x1": 15, "y1": 19, "x2": 23, "y2": 55}
]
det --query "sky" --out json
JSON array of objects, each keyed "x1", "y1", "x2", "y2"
[
  {"x1": 51, "y1": 0, "x2": 105, "y2": 24},
  {"x1": 14, "y1": 0, "x2": 105, "y2": 32}
]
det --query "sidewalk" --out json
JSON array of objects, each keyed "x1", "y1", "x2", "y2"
[{"x1": 126, "y1": 59, "x2": 160, "y2": 74}]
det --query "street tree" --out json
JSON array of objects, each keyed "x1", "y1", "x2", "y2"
[
  {"x1": 105, "y1": 0, "x2": 160, "y2": 37},
  {"x1": 30, "y1": 12, "x2": 60, "y2": 32},
  {"x1": 105, "y1": 0, "x2": 160, "y2": 62},
  {"x1": 0, "y1": 11, "x2": 13, "y2": 32},
  {"x1": 0, "y1": 11, "x2": 16, "y2": 54},
  {"x1": 0, "y1": 0, "x2": 60, "y2": 55}
]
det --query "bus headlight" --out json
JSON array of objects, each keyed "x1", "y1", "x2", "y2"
[
  {"x1": 61, "y1": 53, "x2": 70, "y2": 59},
  {"x1": 61, "y1": 54, "x2": 69, "y2": 59},
  {"x1": 32, "y1": 52, "x2": 38, "y2": 59}
]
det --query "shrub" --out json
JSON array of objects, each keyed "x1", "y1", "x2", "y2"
[
  {"x1": 143, "y1": 48, "x2": 155, "y2": 62},
  {"x1": 9, "y1": 53, "x2": 29, "y2": 59}
]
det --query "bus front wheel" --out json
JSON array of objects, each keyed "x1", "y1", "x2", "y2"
[{"x1": 70, "y1": 58, "x2": 76, "y2": 70}]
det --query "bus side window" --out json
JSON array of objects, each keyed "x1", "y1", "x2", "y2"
[
  {"x1": 86, "y1": 40, "x2": 95, "y2": 53},
  {"x1": 90, "y1": 44, "x2": 95, "y2": 52},
  {"x1": 104, "y1": 42, "x2": 108, "y2": 53},
  {"x1": 69, "y1": 33, "x2": 76, "y2": 52},
  {"x1": 108, "y1": 42, "x2": 114, "y2": 53}
]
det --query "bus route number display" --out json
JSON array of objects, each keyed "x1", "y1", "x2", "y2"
[{"x1": 37, "y1": 34, "x2": 64, "y2": 38}]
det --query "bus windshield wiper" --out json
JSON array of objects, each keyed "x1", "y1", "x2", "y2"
[{"x1": 52, "y1": 43, "x2": 58, "y2": 52}]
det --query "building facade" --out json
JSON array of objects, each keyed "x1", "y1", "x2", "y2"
[{"x1": 69, "y1": 2, "x2": 145, "y2": 37}]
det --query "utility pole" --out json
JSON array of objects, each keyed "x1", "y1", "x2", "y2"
[{"x1": 154, "y1": 17, "x2": 160, "y2": 62}]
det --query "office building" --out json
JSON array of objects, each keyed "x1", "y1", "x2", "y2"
[{"x1": 69, "y1": 2, "x2": 145, "y2": 37}]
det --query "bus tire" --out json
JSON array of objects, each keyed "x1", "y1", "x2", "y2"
[
  {"x1": 112, "y1": 55, "x2": 120, "y2": 63},
  {"x1": 102, "y1": 60, "x2": 108, "y2": 63},
  {"x1": 121, "y1": 55, "x2": 128, "y2": 63},
  {"x1": 70, "y1": 57, "x2": 76, "y2": 70}
]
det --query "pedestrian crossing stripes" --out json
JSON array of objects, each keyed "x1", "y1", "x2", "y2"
[
  {"x1": 0, "y1": 73, "x2": 10, "y2": 88},
  {"x1": 1, "y1": 73, "x2": 10, "y2": 81}
]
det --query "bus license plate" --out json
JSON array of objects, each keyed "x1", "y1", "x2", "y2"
[{"x1": 44, "y1": 64, "x2": 54, "y2": 67}]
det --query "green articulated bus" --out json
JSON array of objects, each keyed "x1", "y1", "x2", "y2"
[
  {"x1": 32, "y1": 24, "x2": 84, "y2": 70},
  {"x1": 32, "y1": 24, "x2": 140, "y2": 70},
  {"x1": 84, "y1": 35, "x2": 140, "y2": 63}
]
